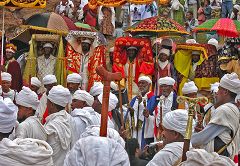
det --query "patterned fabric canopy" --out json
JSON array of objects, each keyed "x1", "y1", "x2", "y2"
[{"x1": 125, "y1": 16, "x2": 189, "y2": 36}]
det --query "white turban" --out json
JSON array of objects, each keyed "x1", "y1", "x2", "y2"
[
  {"x1": 64, "y1": 136, "x2": 130, "y2": 166},
  {"x1": 192, "y1": 50, "x2": 201, "y2": 55},
  {"x1": 47, "y1": 85, "x2": 71, "y2": 107},
  {"x1": 210, "y1": 82, "x2": 220, "y2": 93},
  {"x1": 180, "y1": 149, "x2": 236, "y2": 166},
  {"x1": 1, "y1": 72, "x2": 12, "y2": 82},
  {"x1": 42, "y1": 75, "x2": 57, "y2": 85},
  {"x1": 81, "y1": 125, "x2": 125, "y2": 147},
  {"x1": 0, "y1": 98, "x2": 18, "y2": 133},
  {"x1": 127, "y1": 46, "x2": 137, "y2": 50},
  {"x1": 82, "y1": 39, "x2": 92, "y2": 44},
  {"x1": 182, "y1": 81, "x2": 198, "y2": 94},
  {"x1": 220, "y1": 72, "x2": 240, "y2": 94},
  {"x1": 109, "y1": 47, "x2": 114, "y2": 52},
  {"x1": 235, "y1": 94, "x2": 240, "y2": 103},
  {"x1": 208, "y1": 38, "x2": 218, "y2": 49},
  {"x1": 110, "y1": 81, "x2": 118, "y2": 91},
  {"x1": 16, "y1": 86, "x2": 40, "y2": 110},
  {"x1": 138, "y1": 76, "x2": 152, "y2": 84},
  {"x1": 67, "y1": 73, "x2": 82, "y2": 84},
  {"x1": 73, "y1": 90, "x2": 94, "y2": 106},
  {"x1": 98, "y1": 92, "x2": 118, "y2": 112},
  {"x1": 158, "y1": 76, "x2": 175, "y2": 86},
  {"x1": 43, "y1": 43, "x2": 53, "y2": 48},
  {"x1": 186, "y1": 39, "x2": 197, "y2": 44},
  {"x1": 234, "y1": 4, "x2": 240, "y2": 11},
  {"x1": 0, "y1": 138, "x2": 53, "y2": 166},
  {"x1": 159, "y1": 48, "x2": 170, "y2": 56},
  {"x1": 89, "y1": 82, "x2": 103, "y2": 97},
  {"x1": 31, "y1": 77, "x2": 41, "y2": 87},
  {"x1": 163, "y1": 109, "x2": 189, "y2": 136}
]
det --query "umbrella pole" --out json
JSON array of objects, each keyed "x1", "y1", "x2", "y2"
[{"x1": 1, "y1": 7, "x2": 5, "y2": 66}]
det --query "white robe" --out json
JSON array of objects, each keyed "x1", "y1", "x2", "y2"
[
  {"x1": 35, "y1": 93, "x2": 47, "y2": 121},
  {"x1": 203, "y1": 103, "x2": 239, "y2": 160},
  {"x1": 0, "y1": 138, "x2": 53, "y2": 166},
  {"x1": 15, "y1": 116, "x2": 47, "y2": 141},
  {"x1": 2, "y1": 89, "x2": 16, "y2": 101},
  {"x1": 147, "y1": 142, "x2": 184, "y2": 166},
  {"x1": 44, "y1": 110, "x2": 74, "y2": 166}
]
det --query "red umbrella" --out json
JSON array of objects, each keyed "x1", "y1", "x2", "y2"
[{"x1": 211, "y1": 18, "x2": 238, "y2": 37}]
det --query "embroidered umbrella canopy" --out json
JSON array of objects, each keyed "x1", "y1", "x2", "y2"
[
  {"x1": 125, "y1": 16, "x2": 189, "y2": 37},
  {"x1": 194, "y1": 18, "x2": 240, "y2": 37}
]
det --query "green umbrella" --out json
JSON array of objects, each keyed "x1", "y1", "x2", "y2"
[{"x1": 74, "y1": 22, "x2": 98, "y2": 32}]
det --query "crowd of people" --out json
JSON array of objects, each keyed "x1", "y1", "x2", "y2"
[{"x1": 0, "y1": 0, "x2": 240, "y2": 165}]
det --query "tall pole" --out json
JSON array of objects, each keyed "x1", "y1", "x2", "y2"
[{"x1": 1, "y1": 7, "x2": 5, "y2": 66}]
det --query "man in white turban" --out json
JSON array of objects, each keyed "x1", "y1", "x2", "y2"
[
  {"x1": 0, "y1": 98, "x2": 18, "y2": 141},
  {"x1": 30, "y1": 77, "x2": 42, "y2": 98},
  {"x1": 208, "y1": 38, "x2": 219, "y2": 51},
  {"x1": 89, "y1": 82, "x2": 103, "y2": 100},
  {"x1": 67, "y1": 73, "x2": 82, "y2": 95},
  {"x1": 147, "y1": 109, "x2": 191, "y2": 166},
  {"x1": 35, "y1": 74, "x2": 57, "y2": 124},
  {"x1": 189, "y1": 50, "x2": 201, "y2": 81},
  {"x1": 70, "y1": 90, "x2": 101, "y2": 144},
  {"x1": 1, "y1": 72, "x2": 17, "y2": 101},
  {"x1": 235, "y1": 94, "x2": 240, "y2": 109},
  {"x1": 156, "y1": 76, "x2": 178, "y2": 126},
  {"x1": 182, "y1": 81, "x2": 198, "y2": 98},
  {"x1": 37, "y1": 42, "x2": 56, "y2": 87},
  {"x1": 191, "y1": 73, "x2": 240, "y2": 160},
  {"x1": 44, "y1": 85, "x2": 74, "y2": 166},
  {"x1": 0, "y1": 138, "x2": 53, "y2": 166},
  {"x1": 15, "y1": 87, "x2": 46, "y2": 141}
]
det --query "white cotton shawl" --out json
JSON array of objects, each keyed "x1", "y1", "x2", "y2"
[
  {"x1": 64, "y1": 136, "x2": 130, "y2": 166},
  {"x1": 0, "y1": 138, "x2": 53, "y2": 166},
  {"x1": 35, "y1": 92, "x2": 47, "y2": 121},
  {"x1": 15, "y1": 116, "x2": 47, "y2": 141},
  {"x1": 44, "y1": 110, "x2": 73, "y2": 166},
  {"x1": 204, "y1": 103, "x2": 239, "y2": 160}
]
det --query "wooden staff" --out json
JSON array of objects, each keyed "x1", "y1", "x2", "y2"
[
  {"x1": 118, "y1": 81, "x2": 124, "y2": 128},
  {"x1": 177, "y1": 96, "x2": 208, "y2": 161},
  {"x1": 96, "y1": 66, "x2": 122, "y2": 137}
]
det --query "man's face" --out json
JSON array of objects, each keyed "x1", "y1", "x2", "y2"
[
  {"x1": 2, "y1": 80, "x2": 11, "y2": 92},
  {"x1": 17, "y1": 105, "x2": 32, "y2": 123},
  {"x1": 192, "y1": 54, "x2": 200, "y2": 63},
  {"x1": 43, "y1": 47, "x2": 52, "y2": 55},
  {"x1": 92, "y1": 98, "x2": 102, "y2": 114},
  {"x1": 159, "y1": 53, "x2": 169, "y2": 62},
  {"x1": 30, "y1": 85, "x2": 39, "y2": 93},
  {"x1": 138, "y1": 81, "x2": 150, "y2": 95},
  {"x1": 185, "y1": 92, "x2": 197, "y2": 98},
  {"x1": 162, "y1": 127, "x2": 178, "y2": 146},
  {"x1": 5, "y1": 51, "x2": 14, "y2": 60},
  {"x1": 81, "y1": 42, "x2": 91, "y2": 52},
  {"x1": 127, "y1": 49, "x2": 137, "y2": 60},
  {"x1": 44, "y1": 83, "x2": 57, "y2": 94},
  {"x1": 215, "y1": 86, "x2": 228, "y2": 105},
  {"x1": 186, "y1": 12, "x2": 193, "y2": 20},
  {"x1": 71, "y1": 99, "x2": 85, "y2": 110},
  {"x1": 160, "y1": 85, "x2": 173, "y2": 97},
  {"x1": 67, "y1": 83, "x2": 80, "y2": 94}
]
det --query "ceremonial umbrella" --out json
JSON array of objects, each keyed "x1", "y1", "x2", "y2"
[
  {"x1": 125, "y1": 16, "x2": 189, "y2": 37},
  {"x1": 194, "y1": 18, "x2": 240, "y2": 37},
  {"x1": 11, "y1": 12, "x2": 78, "y2": 43},
  {"x1": 74, "y1": 22, "x2": 98, "y2": 32}
]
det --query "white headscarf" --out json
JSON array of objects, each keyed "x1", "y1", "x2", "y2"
[
  {"x1": 42, "y1": 75, "x2": 57, "y2": 85},
  {"x1": 98, "y1": 92, "x2": 118, "y2": 112},
  {"x1": 16, "y1": 87, "x2": 40, "y2": 111},
  {"x1": 180, "y1": 149, "x2": 236, "y2": 166},
  {"x1": 210, "y1": 82, "x2": 220, "y2": 93},
  {"x1": 43, "y1": 43, "x2": 53, "y2": 48},
  {"x1": 89, "y1": 82, "x2": 103, "y2": 97},
  {"x1": 163, "y1": 109, "x2": 189, "y2": 136},
  {"x1": 67, "y1": 73, "x2": 82, "y2": 84},
  {"x1": 0, "y1": 98, "x2": 18, "y2": 133},
  {"x1": 138, "y1": 76, "x2": 152, "y2": 84},
  {"x1": 208, "y1": 38, "x2": 219, "y2": 50},
  {"x1": 72, "y1": 90, "x2": 94, "y2": 106},
  {"x1": 31, "y1": 77, "x2": 41, "y2": 87},
  {"x1": 159, "y1": 48, "x2": 170, "y2": 56},
  {"x1": 220, "y1": 72, "x2": 240, "y2": 94},
  {"x1": 1, "y1": 72, "x2": 12, "y2": 82},
  {"x1": 182, "y1": 81, "x2": 198, "y2": 95},
  {"x1": 47, "y1": 85, "x2": 71, "y2": 107},
  {"x1": 186, "y1": 39, "x2": 197, "y2": 44},
  {"x1": 158, "y1": 76, "x2": 175, "y2": 86},
  {"x1": 110, "y1": 81, "x2": 118, "y2": 91},
  {"x1": 64, "y1": 136, "x2": 130, "y2": 166},
  {"x1": 0, "y1": 138, "x2": 53, "y2": 166}
]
